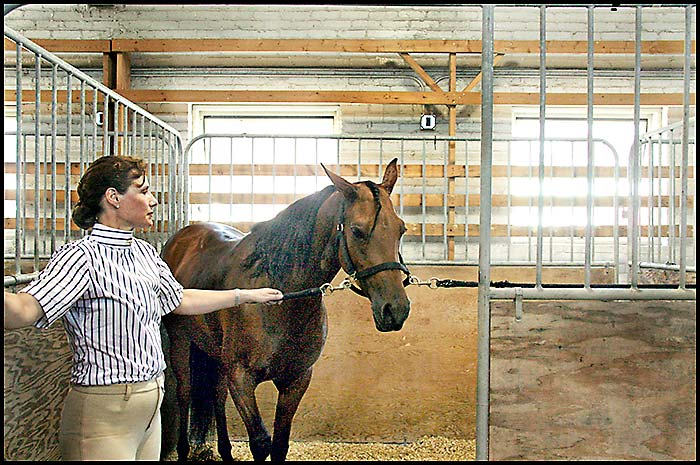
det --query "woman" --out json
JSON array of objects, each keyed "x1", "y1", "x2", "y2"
[{"x1": 4, "y1": 155, "x2": 283, "y2": 460}]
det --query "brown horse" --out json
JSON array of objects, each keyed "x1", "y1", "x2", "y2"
[{"x1": 160, "y1": 159, "x2": 411, "y2": 461}]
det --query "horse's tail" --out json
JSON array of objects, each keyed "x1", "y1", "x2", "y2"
[{"x1": 189, "y1": 342, "x2": 221, "y2": 446}]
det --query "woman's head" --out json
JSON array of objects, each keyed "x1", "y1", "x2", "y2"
[{"x1": 72, "y1": 155, "x2": 156, "y2": 230}]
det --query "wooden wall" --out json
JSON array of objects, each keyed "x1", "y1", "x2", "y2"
[{"x1": 489, "y1": 299, "x2": 696, "y2": 460}]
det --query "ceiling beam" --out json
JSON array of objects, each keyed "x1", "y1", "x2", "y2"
[{"x1": 5, "y1": 38, "x2": 695, "y2": 55}]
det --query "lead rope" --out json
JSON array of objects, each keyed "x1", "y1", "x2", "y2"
[{"x1": 281, "y1": 274, "x2": 697, "y2": 300}]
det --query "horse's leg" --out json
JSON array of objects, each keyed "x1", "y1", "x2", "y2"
[
  {"x1": 214, "y1": 377, "x2": 233, "y2": 462},
  {"x1": 271, "y1": 368, "x2": 313, "y2": 461},
  {"x1": 226, "y1": 367, "x2": 271, "y2": 461},
  {"x1": 169, "y1": 337, "x2": 192, "y2": 461}
]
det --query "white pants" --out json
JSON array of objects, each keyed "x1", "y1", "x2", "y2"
[{"x1": 59, "y1": 375, "x2": 164, "y2": 461}]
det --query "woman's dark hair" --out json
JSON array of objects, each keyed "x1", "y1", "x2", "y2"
[{"x1": 72, "y1": 155, "x2": 147, "y2": 229}]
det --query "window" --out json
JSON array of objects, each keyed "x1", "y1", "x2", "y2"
[
  {"x1": 188, "y1": 105, "x2": 340, "y2": 226},
  {"x1": 509, "y1": 107, "x2": 658, "y2": 229}
]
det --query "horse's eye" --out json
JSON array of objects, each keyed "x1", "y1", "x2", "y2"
[{"x1": 350, "y1": 225, "x2": 367, "y2": 240}]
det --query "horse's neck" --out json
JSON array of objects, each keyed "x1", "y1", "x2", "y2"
[{"x1": 312, "y1": 192, "x2": 344, "y2": 285}]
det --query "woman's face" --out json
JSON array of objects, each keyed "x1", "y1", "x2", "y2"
[{"x1": 115, "y1": 175, "x2": 158, "y2": 229}]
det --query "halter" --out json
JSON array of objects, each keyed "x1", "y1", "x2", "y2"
[{"x1": 336, "y1": 183, "x2": 411, "y2": 298}]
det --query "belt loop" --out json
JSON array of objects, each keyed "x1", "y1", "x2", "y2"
[{"x1": 123, "y1": 383, "x2": 132, "y2": 401}]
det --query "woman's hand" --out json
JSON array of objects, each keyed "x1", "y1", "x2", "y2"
[{"x1": 240, "y1": 288, "x2": 284, "y2": 305}]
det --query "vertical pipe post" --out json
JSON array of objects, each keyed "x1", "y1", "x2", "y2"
[
  {"x1": 585, "y1": 6, "x2": 594, "y2": 288},
  {"x1": 65, "y1": 73, "x2": 72, "y2": 244},
  {"x1": 476, "y1": 4, "x2": 494, "y2": 461},
  {"x1": 536, "y1": 5, "x2": 546, "y2": 288},
  {"x1": 630, "y1": 6, "x2": 642, "y2": 288},
  {"x1": 33, "y1": 54, "x2": 41, "y2": 271},
  {"x1": 50, "y1": 64, "x2": 57, "y2": 253},
  {"x1": 679, "y1": 5, "x2": 692, "y2": 288},
  {"x1": 15, "y1": 42, "x2": 23, "y2": 274},
  {"x1": 669, "y1": 128, "x2": 677, "y2": 263}
]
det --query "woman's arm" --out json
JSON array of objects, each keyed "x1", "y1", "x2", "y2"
[
  {"x1": 4, "y1": 291, "x2": 45, "y2": 330},
  {"x1": 172, "y1": 287, "x2": 283, "y2": 316}
]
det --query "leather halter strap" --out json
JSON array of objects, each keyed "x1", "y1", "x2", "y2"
[{"x1": 336, "y1": 190, "x2": 411, "y2": 298}]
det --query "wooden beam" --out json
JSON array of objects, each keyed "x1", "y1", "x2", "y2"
[
  {"x1": 463, "y1": 54, "x2": 504, "y2": 92},
  {"x1": 6, "y1": 38, "x2": 693, "y2": 55},
  {"x1": 4, "y1": 217, "x2": 691, "y2": 239},
  {"x1": 110, "y1": 38, "x2": 486, "y2": 54},
  {"x1": 399, "y1": 52, "x2": 444, "y2": 93},
  {"x1": 111, "y1": 89, "x2": 695, "y2": 106},
  {"x1": 115, "y1": 89, "x2": 479, "y2": 105},
  {"x1": 493, "y1": 92, "x2": 696, "y2": 106},
  {"x1": 494, "y1": 40, "x2": 696, "y2": 55},
  {"x1": 6, "y1": 162, "x2": 693, "y2": 180},
  {"x1": 106, "y1": 39, "x2": 694, "y2": 55},
  {"x1": 116, "y1": 53, "x2": 131, "y2": 90},
  {"x1": 3, "y1": 38, "x2": 111, "y2": 52},
  {"x1": 102, "y1": 52, "x2": 117, "y2": 89}
]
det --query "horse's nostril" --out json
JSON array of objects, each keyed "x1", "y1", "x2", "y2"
[{"x1": 382, "y1": 303, "x2": 395, "y2": 324}]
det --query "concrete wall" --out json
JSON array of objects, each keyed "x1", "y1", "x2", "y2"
[
  {"x1": 4, "y1": 4, "x2": 694, "y2": 41},
  {"x1": 4, "y1": 5, "x2": 694, "y2": 148}
]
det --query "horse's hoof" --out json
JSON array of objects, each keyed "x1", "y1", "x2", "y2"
[
  {"x1": 250, "y1": 434, "x2": 272, "y2": 461},
  {"x1": 218, "y1": 443, "x2": 234, "y2": 463},
  {"x1": 271, "y1": 446, "x2": 290, "y2": 462}
]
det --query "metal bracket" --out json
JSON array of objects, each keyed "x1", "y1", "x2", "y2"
[{"x1": 514, "y1": 287, "x2": 523, "y2": 322}]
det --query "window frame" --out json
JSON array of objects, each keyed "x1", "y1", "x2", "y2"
[{"x1": 189, "y1": 104, "x2": 342, "y2": 138}]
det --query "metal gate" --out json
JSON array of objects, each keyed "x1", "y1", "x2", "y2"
[
  {"x1": 3, "y1": 26, "x2": 187, "y2": 283},
  {"x1": 477, "y1": 5, "x2": 695, "y2": 459}
]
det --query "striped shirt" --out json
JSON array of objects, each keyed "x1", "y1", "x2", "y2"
[{"x1": 20, "y1": 223, "x2": 184, "y2": 386}]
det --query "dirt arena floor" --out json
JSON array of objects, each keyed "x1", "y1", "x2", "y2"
[{"x1": 165, "y1": 436, "x2": 476, "y2": 461}]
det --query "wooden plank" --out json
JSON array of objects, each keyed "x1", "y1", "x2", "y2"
[
  {"x1": 116, "y1": 89, "x2": 695, "y2": 106},
  {"x1": 7, "y1": 89, "x2": 694, "y2": 106},
  {"x1": 184, "y1": 163, "x2": 460, "y2": 178},
  {"x1": 399, "y1": 52, "x2": 444, "y2": 93},
  {"x1": 494, "y1": 39, "x2": 695, "y2": 55},
  {"x1": 7, "y1": 38, "x2": 692, "y2": 55},
  {"x1": 495, "y1": 92, "x2": 696, "y2": 106},
  {"x1": 463, "y1": 54, "x2": 504, "y2": 92},
  {"x1": 4, "y1": 217, "x2": 693, "y2": 239},
  {"x1": 4, "y1": 38, "x2": 111, "y2": 53},
  {"x1": 4, "y1": 90, "x2": 107, "y2": 104},
  {"x1": 115, "y1": 89, "x2": 479, "y2": 105},
  {"x1": 108, "y1": 39, "x2": 695, "y2": 55},
  {"x1": 4, "y1": 190, "x2": 79, "y2": 203},
  {"x1": 6, "y1": 162, "x2": 693, "y2": 181},
  {"x1": 110, "y1": 38, "x2": 485, "y2": 54},
  {"x1": 182, "y1": 191, "x2": 693, "y2": 209},
  {"x1": 3, "y1": 162, "x2": 172, "y2": 176},
  {"x1": 116, "y1": 53, "x2": 131, "y2": 90}
]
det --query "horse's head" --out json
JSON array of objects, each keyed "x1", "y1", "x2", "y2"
[{"x1": 322, "y1": 158, "x2": 411, "y2": 332}]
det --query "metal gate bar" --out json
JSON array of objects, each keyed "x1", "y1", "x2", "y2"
[
  {"x1": 476, "y1": 4, "x2": 696, "y2": 461},
  {"x1": 4, "y1": 26, "x2": 186, "y2": 278}
]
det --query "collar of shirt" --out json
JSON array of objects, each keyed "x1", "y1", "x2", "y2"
[{"x1": 89, "y1": 223, "x2": 134, "y2": 248}]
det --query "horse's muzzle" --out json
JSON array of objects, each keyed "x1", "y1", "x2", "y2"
[{"x1": 372, "y1": 299, "x2": 411, "y2": 332}]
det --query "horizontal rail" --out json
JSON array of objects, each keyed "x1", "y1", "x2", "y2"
[
  {"x1": 4, "y1": 272, "x2": 39, "y2": 288},
  {"x1": 489, "y1": 287, "x2": 696, "y2": 300}
]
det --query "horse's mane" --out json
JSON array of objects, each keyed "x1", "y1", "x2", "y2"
[{"x1": 240, "y1": 184, "x2": 337, "y2": 287}]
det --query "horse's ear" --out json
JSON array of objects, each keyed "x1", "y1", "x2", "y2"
[
  {"x1": 321, "y1": 163, "x2": 358, "y2": 201},
  {"x1": 380, "y1": 158, "x2": 399, "y2": 194}
]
